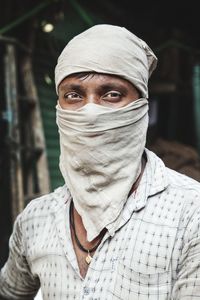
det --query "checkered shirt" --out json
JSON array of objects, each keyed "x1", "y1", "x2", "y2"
[{"x1": 1, "y1": 149, "x2": 200, "y2": 300}]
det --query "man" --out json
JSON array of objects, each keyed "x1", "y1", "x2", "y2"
[{"x1": 1, "y1": 24, "x2": 200, "y2": 300}]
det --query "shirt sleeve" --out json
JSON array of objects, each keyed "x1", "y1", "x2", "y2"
[
  {"x1": 0, "y1": 213, "x2": 40, "y2": 300},
  {"x1": 172, "y1": 207, "x2": 200, "y2": 299}
]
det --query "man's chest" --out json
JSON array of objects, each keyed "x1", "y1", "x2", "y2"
[{"x1": 27, "y1": 207, "x2": 183, "y2": 300}]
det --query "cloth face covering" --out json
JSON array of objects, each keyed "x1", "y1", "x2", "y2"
[{"x1": 56, "y1": 98, "x2": 148, "y2": 241}]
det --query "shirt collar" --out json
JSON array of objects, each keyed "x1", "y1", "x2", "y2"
[{"x1": 144, "y1": 148, "x2": 169, "y2": 197}]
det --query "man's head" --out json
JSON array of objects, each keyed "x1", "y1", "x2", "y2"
[
  {"x1": 55, "y1": 25, "x2": 157, "y2": 241},
  {"x1": 55, "y1": 24, "x2": 157, "y2": 100}
]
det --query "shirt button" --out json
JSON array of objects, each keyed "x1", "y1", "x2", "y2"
[{"x1": 83, "y1": 287, "x2": 90, "y2": 295}]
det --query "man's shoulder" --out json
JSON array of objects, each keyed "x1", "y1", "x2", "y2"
[
  {"x1": 166, "y1": 166, "x2": 200, "y2": 193},
  {"x1": 146, "y1": 148, "x2": 200, "y2": 192},
  {"x1": 19, "y1": 184, "x2": 70, "y2": 223},
  {"x1": 146, "y1": 152, "x2": 200, "y2": 237},
  {"x1": 164, "y1": 167, "x2": 200, "y2": 222},
  {"x1": 146, "y1": 149, "x2": 200, "y2": 210}
]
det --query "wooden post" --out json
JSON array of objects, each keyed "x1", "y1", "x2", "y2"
[
  {"x1": 4, "y1": 44, "x2": 24, "y2": 222},
  {"x1": 21, "y1": 56, "x2": 50, "y2": 195}
]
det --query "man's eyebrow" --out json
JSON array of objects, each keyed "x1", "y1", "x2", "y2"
[
  {"x1": 59, "y1": 82, "x2": 128, "y2": 94},
  {"x1": 59, "y1": 83, "x2": 86, "y2": 93},
  {"x1": 96, "y1": 83, "x2": 128, "y2": 94}
]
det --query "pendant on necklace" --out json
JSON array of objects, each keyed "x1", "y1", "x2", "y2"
[{"x1": 86, "y1": 251, "x2": 92, "y2": 264}]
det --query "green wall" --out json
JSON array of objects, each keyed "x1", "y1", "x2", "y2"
[{"x1": 33, "y1": 6, "x2": 100, "y2": 190}]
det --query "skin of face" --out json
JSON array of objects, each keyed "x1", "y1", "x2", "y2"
[{"x1": 58, "y1": 73, "x2": 140, "y2": 110}]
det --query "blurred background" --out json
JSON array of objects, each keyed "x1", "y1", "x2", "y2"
[{"x1": 0, "y1": 0, "x2": 200, "y2": 268}]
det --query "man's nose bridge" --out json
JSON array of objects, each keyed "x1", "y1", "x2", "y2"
[{"x1": 86, "y1": 93, "x2": 98, "y2": 104}]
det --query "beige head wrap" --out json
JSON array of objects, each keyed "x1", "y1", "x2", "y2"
[{"x1": 55, "y1": 24, "x2": 157, "y2": 97}]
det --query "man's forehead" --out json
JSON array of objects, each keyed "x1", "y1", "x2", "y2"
[
  {"x1": 62, "y1": 72, "x2": 124, "y2": 81},
  {"x1": 58, "y1": 72, "x2": 139, "y2": 92}
]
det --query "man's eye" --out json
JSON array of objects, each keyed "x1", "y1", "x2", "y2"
[
  {"x1": 64, "y1": 92, "x2": 82, "y2": 99},
  {"x1": 104, "y1": 91, "x2": 122, "y2": 98}
]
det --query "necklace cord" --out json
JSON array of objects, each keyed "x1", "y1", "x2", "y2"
[{"x1": 70, "y1": 201, "x2": 104, "y2": 253}]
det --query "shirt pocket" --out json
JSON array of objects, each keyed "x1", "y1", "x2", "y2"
[{"x1": 108, "y1": 262, "x2": 171, "y2": 300}]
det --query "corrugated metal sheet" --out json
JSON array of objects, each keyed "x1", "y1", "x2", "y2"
[
  {"x1": 32, "y1": 37, "x2": 62, "y2": 191},
  {"x1": 35, "y1": 76, "x2": 63, "y2": 191},
  {"x1": 192, "y1": 64, "x2": 200, "y2": 156}
]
